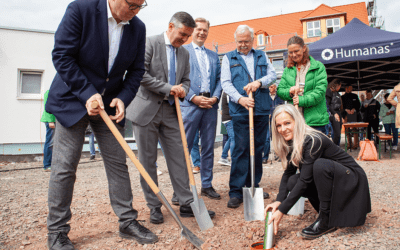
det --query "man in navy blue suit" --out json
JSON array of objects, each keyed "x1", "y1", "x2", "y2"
[
  {"x1": 45, "y1": 0, "x2": 158, "y2": 249},
  {"x1": 181, "y1": 17, "x2": 222, "y2": 200}
]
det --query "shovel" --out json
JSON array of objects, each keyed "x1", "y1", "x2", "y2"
[
  {"x1": 243, "y1": 92, "x2": 265, "y2": 221},
  {"x1": 174, "y1": 96, "x2": 214, "y2": 231},
  {"x1": 91, "y1": 101, "x2": 204, "y2": 250}
]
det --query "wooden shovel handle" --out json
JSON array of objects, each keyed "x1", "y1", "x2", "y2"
[
  {"x1": 90, "y1": 101, "x2": 160, "y2": 193},
  {"x1": 174, "y1": 96, "x2": 196, "y2": 186},
  {"x1": 249, "y1": 92, "x2": 255, "y2": 157}
]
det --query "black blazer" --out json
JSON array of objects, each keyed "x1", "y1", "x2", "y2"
[
  {"x1": 276, "y1": 134, "x2": 371, "y2": 227},
  {"x1": 46, "y1": 0, "x2": 146, "y2": 127}
]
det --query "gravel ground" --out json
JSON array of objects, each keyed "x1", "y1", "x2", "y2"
[{"x1": 1, "y1": 145, "x2": 399, "y2": 250}]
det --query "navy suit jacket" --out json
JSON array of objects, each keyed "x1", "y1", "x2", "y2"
[
  {"x1": 181, "y1": 43, "x2": 222, "y2": 108},
  {"x1": 46, "y1": 0, "x2": 146, "y2": 127}
]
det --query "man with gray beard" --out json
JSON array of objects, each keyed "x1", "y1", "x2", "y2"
[{"x1": 221, "y1": 25, "x2": 276, "y2": 208}]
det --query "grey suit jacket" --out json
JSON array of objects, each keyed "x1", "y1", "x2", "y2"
[{"x1": 126, "y1": 33, "x2": 191, "y2": 126}]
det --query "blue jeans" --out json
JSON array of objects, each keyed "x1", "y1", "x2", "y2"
[
  {"x1": 191, "y1": 130, "x2": 200, "y2": 167},
  {"x1": 222, "y1": 134, "x2": 228, "y2": 149},
  {"x1": 43, "y1": 122, "x2": 54, "y2": 169},
  {"x1": 312, "y1": 126, "x2": 327, "y2": 134},
  {"x1": 325, "y1": 122, "x2": 332, "y2": 136},
  {"x1": 89, "y1": 132, "x2": 96, "y2": 156},
  {"x1": 221, "y1": 121, "x2": 235, "y2": 159},
  {"x1": 262, "y1": 123, "x2": 271, "y2": 160},
  {"x1": 230, "y1": 115, "x2": 268, "y2": 199},
  {"x1": 383, "y1": 123, "x2": 398, "y2": 146}
]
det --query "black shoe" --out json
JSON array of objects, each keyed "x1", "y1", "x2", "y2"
[
  {"x1": 180, "y1": 204, "x2": 215, "y2": 218},
  {"x1": 149, "y1": 207, "x2": 164, "y2": 224},
  {"x1": 303, "y1": 215, "x2": 320, "y2": 232},
  {"x1": 262, "y1": 158, "x2": 268, "y2": 164},
  {"x1": 90, "y1": 155, "x2": 95, "y2": 160},
  {"x1": 227, "y1": 197, "x2": 243, "y2": 208},
  {"x1": 301, "y1": 211, "x2": 337, "y2": 239},
  {"x1": 201, "y1": 187, "x2": 221, "y2": 200},
  {"x1": 119, "y1": 220, "x2": 158, "y2": 244},
  {"x1": 171, "y1": 198, "x2": 179, "y2": 206},
  {"x1": 263, "y1": 192, "x2": 270, "y2": 199},
  {"x1": 47, "y1": 232, "x2": 75, "y2": 250}
]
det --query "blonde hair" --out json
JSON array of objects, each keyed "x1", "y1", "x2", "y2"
[
  {"x1": 195, "y1": 17, "x2": 210, "y2": 28},
  {"x1": 271, "y1": 104, "x2": 324, "y2": 169}
]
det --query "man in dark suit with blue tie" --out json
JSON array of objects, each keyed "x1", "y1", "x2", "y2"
[
  {"x1": 45, "y1": 0, "x2": 158, "y2": 249},
  {"x1": 181, "y1": 18, "x2": 222, "y2": 199}
]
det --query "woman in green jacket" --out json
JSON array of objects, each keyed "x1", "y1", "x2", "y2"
[{"x1": 277, "y1": 36, "x2": 329, "y2": 133}]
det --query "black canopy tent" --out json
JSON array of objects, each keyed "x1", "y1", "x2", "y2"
[{"x1": 308, "y1": 18, "x2": 400, "y2": 90}]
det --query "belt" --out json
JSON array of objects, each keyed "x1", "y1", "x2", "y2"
[{"x1": 198, "y1": 92, "x2": 210, "y2": 98}]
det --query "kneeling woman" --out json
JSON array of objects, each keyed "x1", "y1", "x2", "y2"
[{"x1": 265, "y1": 104, "x2": 371, "y2": 239}]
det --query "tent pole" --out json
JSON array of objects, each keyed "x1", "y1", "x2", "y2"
[{"x1": 357, "y1": 61, "x2": 361, "y2": 97}]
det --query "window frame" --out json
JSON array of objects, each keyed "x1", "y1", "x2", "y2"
[
  {"x1": 17, "y1": 69, "x2": 44, "y2": 100},
  {"x1": 326, "y1": 18, "x2": 341, "y2": 35},
  {"x1": 307, "y1": 20, "x2": 321, "y2": 38},
  {"x1": 257, "y1": 34, "x2": 264, "y2": 45},
  {"x1": 271, "y1": 58, "x2": 284, "y2": 75}
]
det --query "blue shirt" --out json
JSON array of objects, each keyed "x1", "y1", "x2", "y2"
[{"x1": 221, "y1": 49, "x2": 276, "y2": 103}]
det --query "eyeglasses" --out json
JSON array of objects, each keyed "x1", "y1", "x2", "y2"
[{"x1": 124, "y1": 0, "x2": 147, "y2": 11}]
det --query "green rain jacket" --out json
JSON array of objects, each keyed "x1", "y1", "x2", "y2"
[{"x1": 277, "y1": 56, "x2": 329, "y2": 127}]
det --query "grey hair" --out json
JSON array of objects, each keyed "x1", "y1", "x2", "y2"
[
  {"x1": 169, "y1": 12, "x2": 196, "y2": 29},
  {"x1": 234, "y1": 25, "x2": 254, "y2": 40},
  {"x1": 271, "y1": 104, "x2": 324, "y2": 169}
]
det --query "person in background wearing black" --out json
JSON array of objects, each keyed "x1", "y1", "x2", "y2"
[
  {"x1": 361, "y1": 89, "x2": 381, "y2": 140},
  {"x1": 265, "y1": 104, "x2": 371, "y2": 239},
  {"x1": 218, "y1": 91, "x2": 234, "y2": 166},
  {"x1": 341, "y1": 85, "x2": 361, "y2": 149},
  {"x1": 326, "y1": 79, "x2": 343, "y2": 146},
  {"x1": 263, "y1": 83, "x2": 284, "y2": 163}
]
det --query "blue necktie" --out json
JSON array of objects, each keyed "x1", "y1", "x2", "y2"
[
  {"x1": 168, "y1": 45, "x2": 176, "y2": 105},
  {"x1": 197, "y1": 47, "x2": 209, "y2": 92}
]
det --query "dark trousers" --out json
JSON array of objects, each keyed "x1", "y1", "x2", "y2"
[
  {"x1": 286, "y1": 158, "x2": 341, "y2": 213},
  {"x1": 229, "y1": 115, "x2": 268, "y2": 199},
  {"x1": 47, "y1": 115, "x2": 137, "y2": 233},
  {"x1": 367, "y1": 119, "x2": 379, "y2": 140},
  {"x1": 330, "y1": 116, "x2": 342, "y2": 146}
]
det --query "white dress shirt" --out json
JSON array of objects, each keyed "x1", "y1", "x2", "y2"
[
  {"x1": 192, "y1": 42, "x2": 210, "y2": 93},
  {"x1": 107, "y1": 0, "x2": 129, "y2": 73}
]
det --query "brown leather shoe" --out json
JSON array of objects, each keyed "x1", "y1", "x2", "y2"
[{"x1": 192, "y1": 166, "x2": 200, "y2": 174}]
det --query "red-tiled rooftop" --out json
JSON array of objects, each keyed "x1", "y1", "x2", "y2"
[{"x1": 186, "y1": 2, "x2": 369, "y2": 53}]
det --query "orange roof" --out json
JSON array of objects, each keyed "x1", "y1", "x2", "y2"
[
  {"x1": 301, "y1": 4, "x2": 343, "y2": 20},
  {"x1": 188, "y1": 2, "x2": 369, "y2": 53}
]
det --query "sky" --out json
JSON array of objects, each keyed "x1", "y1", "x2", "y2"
[{"x1": 0, "y1": 0, "x2": 399, "y2": 36}]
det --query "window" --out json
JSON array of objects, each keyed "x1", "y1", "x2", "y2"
[
  {"x1": 257, "y1": 34, "x2": 264, "y2": 45},
  {"x1": 18, "y1": 70, "x2": 43, "y2": 99},
  {"x1": 124, "y1": 119, "x2": 134, "y2": 138},
  {"x1": 272, "y1": 58, "x2": 284, "y2": 74},
  {"x1": 307, "y1": 21, "x2": 321, "y2": 37},
  {"x1": 326, "y1": 18, "x2": 340, "y2": 35}
]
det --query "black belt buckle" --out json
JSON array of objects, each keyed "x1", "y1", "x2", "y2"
[{"x1": 198, "y1": 92, "x2": 210, "y2": 98}]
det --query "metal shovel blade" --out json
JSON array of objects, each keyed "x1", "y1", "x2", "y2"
[
  {"x1": 181, "y1": 224, "x2": 204, "y2": 250},
  {"x1": 243, "y1": 187, "x2": 264, "y2": 221},
  {"x1": 156, "y1": 192, "x2": 204, "y2": 249},
  {"x1": 190, "y1": 185, "x2": 214, "y2": 231}
]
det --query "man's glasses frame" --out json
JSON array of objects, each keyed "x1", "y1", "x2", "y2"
[{"x1": 125, "y1": 0, "x2": 147, "y2": 11}]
